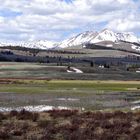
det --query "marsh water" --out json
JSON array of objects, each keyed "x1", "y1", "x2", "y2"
[{"x1": 0, "y1": 91, "x2": 140, "y2": 112}]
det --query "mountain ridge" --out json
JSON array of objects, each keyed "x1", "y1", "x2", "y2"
[
  {"x1": 56, "y1": 29, "x2": 140, "y2": 49},
  {"x1": 0, "y1": 29, "x2": 140, "y2": 50}
]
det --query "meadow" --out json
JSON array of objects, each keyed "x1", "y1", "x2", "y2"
[
  {"x1": 0, "y1": 62, "x2": 140, "y2": 111},
  {"x1": 0, "y1": 79, "x2": 140, "y2": 111},
  {"x1": 0, "y1": 62, "x2": 140, "y2": 139}
]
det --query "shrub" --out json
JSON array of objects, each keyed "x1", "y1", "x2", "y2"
[
  {"x1": 0, "y1": 130, "x2": 10, "y2": 139},
  {"x1": 47, "y1": 109, "x2": 78, "y2": 118},
  {"x1": 11, "y1": 130, "x2": 22, "y2": 136},
  {"x1": 9, "y1": 110, "x2": 18, "y2": 117},
  {"x1": 0, "y1": 113, "x2": 6, "y2": 122},
  {"x1": 38, "y1": 120, "x2": 52, "y2": 128},
  {"x1": 100, "y1": 132, "x2": 118, "y2": 140},
  {"x1": 71, "y1": 117, "x2": 85, "y2": 125},
  {"x1": 100, "y1": 120, "x2": 112, "y2": 129},
  {"x1": 32, "y1": 113, "x2": 39, "y2": 122},
  {"x1": 17, "y1": 109, "x2": 39, "y2": 121},
  {"x1": 113, "y1": 111, "x2": 127, "y2": 119}
]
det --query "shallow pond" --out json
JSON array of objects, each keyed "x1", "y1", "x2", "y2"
[{"x1": 0, "y1": 92, "x2": 140, "y2": 111}]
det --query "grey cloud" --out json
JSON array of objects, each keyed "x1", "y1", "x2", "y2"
[{"x1": 0, "y1": 0, "x2": 139, "y2": 41}]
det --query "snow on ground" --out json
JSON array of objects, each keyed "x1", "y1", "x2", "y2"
[
  {"x1": 131, "y1": 45, "x2": 140, "y2": 51},
  {"x1": 67, "y1": 67, "x2": 83, "y2": 73},
  {"x1": 131, "y1": 99, "x2": 140, "y2": 110},
  {"x1": 67, "y1": 70, "x2": 73, "y2": 73},
  {"x1": 0, "y1": 105, "x2": 85, "y2": 112},
  {"x1": 72, "y1": 67, "x2": 83, "y2": 73},
  {"x1": 131, "y1": 100, "x2": 140, "y2": 104},
  {"x1": 131, "y1": 106, "x2": 140, "y2": 110},
  {"x1": 106, "y1": 44, "x2": 113, "y2": 47},
  {"x1": 0, "y1": 105, "x2": 53, "y2": 112}
]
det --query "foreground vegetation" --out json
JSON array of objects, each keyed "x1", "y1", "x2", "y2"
[{"x1": 0, "y1": 110, "x2": 140, "y2": 140}]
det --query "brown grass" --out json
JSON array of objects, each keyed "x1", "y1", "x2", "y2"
[{"x1": 0, "y1": 110, "x2": 140, "y2": 140}]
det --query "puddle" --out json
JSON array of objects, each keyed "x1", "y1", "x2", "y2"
[
  {"x1": 40, "y1": 99, "x2": 53, "y2": 102},
  {"x1": 40, "y1": 98, "x2": 80, "y2": 102},
  {"x1": 57, "y1": 98, "x2": 80, "y2": 101}
]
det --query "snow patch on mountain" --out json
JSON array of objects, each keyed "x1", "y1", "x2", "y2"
[
  {"x1": 0, "y1": 40, "x2": 56, "y2": 50},
  {"x1": 131, "y1": 45, "x2": 140, "y2": 51},
  {"x1": 0, "y1": 43, "x2": 3, "y2": 46},
  {"x1": 106, "y1": 44, "x2": 113, "y2": 47},
  {"x1": 116, "y1": 32, "x2": 139, "y2": 43},
  {"x1": 20, "y1": 40, "x2": 56, "y2": 49}
]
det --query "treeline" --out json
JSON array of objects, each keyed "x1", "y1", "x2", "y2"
[{"x1": 0, "y1": 46, "x2": 85, "y2": 55}]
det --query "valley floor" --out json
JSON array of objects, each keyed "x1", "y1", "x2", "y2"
[
  {"x1": 0, "y1": 62, "x2": 140, "y2": 111},
  {"x1": 0, "y1": 79, "x2": 140, "y2": 111},
  {"x1": 0, "y1": 62, "x2": 140, "y2": 139}
]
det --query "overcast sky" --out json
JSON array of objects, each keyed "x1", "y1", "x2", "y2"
[{"x1": 0, "y1": 0, "x2": 140, "y2": 42}]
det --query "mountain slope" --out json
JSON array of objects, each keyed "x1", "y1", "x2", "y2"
[
  {"x1": 19, "y1": 40, "x2": 56, "y2": 50},
  {"x1": 0, "y1": 40, "x2": 56, "y2": 50},
  {"x1": 90, "y1": 29, "x2": 117, "y2": 44},
  {"x1": 56, "y1": 29, "x2": 140, "y2": 49},
  {"x1": 57, "y1": 31, "x2": 98, "y2": 48},
  {"x1": 116, "y1": 32, "x2": 139, "y2": 43}
]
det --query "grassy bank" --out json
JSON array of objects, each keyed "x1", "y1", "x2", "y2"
[{"x1": 0, "y1": 79, "x2": 140, "y2": 94}]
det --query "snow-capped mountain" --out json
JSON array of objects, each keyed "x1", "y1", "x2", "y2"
[
  {"x1": 90, "y1": 29, "x2": 117, "y2": 44},
  {"x1": 0, "y1": 40, "x2": 56, "y2": 50},
  {"x1": 0, "y1": 29, "x2": 139, "y2": 50},
  {"x1": 0, "y1": 43, "x2": 3, "y2": 47},
  {"x1": 19, "y1": 40, "x2": 56, "y2": 50},
  {"x1": 57, "y1": 31, "x2": 98, "y2": 48},
  {"x1": 116, "y1": 32, "x2": 139, "y2": 43},
  {"x1": 56, "y1": 29, "x2": 140, "y2": 49}
]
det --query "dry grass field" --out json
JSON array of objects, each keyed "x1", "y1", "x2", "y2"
[{"x1": 0, "y1": 110, "x2": 140, "y2": 140}]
